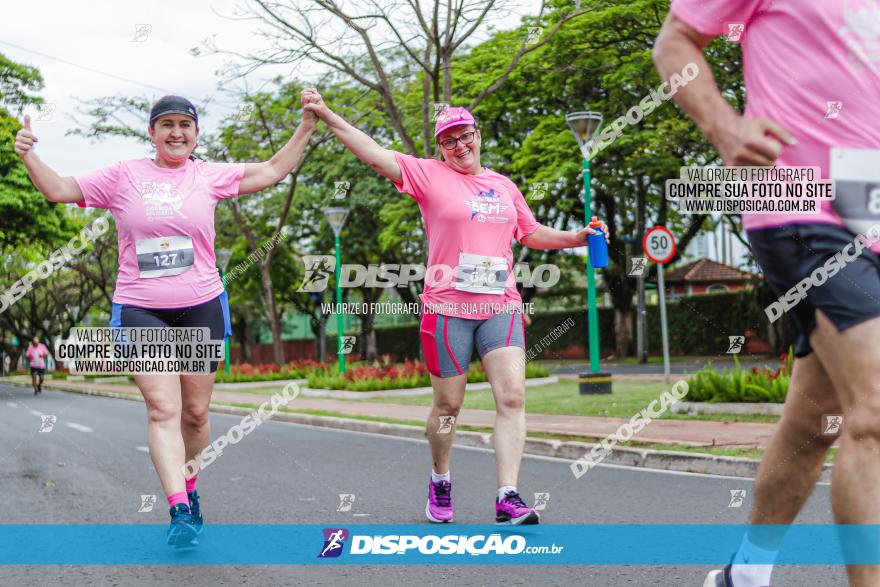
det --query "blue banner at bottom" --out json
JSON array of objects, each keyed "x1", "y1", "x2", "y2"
[{"x1": 1, "y1": 524, "x2": 879, "y2": 565}]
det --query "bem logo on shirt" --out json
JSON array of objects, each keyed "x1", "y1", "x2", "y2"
[{"x1": 462, "y1": 188, "x2": 509, "y2": 223}]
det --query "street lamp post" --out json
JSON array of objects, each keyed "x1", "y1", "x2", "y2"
[
  {"x1": 323, "y1": 207, "x2": 350, "y2": 374},
  {"x1": 217, "y1": 249, "x2": 233, "y2": 374},
  {"x1": 566, "y1": 111, "x2": 612, "y2": 394}
]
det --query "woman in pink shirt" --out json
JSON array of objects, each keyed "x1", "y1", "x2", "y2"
[
  {"x1": 25, "y1": 336, "x2": 49, "y2": 395},
  {"x1": 303, "y1": 90, "x2": 609, "y2": 526},
  {"x1": 14, "y1": 94, "x2": 317, "y2": 546}
]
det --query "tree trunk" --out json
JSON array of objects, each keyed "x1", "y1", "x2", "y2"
[
  {"x1": 614, "y1": 306, "x2": 633, "y2": 358},
  {"x1": 361, "y1": 311, "x2": 378, "y2": 361},
  {"x1": 258, "y1": 262, "x2": 285, "y2": 365},
  {"x1": 242, "y1": 320, "x2": 256, "y2": 364},
  {"x1": 318, "y1": 318, "x2": 326, "y2": 362}
]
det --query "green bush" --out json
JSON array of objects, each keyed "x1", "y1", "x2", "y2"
[{"x1": 685, "y1": 349, "x2": 792, "y2": 403}]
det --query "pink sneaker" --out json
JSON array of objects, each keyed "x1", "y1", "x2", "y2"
[
  {"x1": 495, "y1": 490, "x2": 540, "y2": 525},
  {"x1": 426, "y1": 479, "x2": 453, "y2": 523}
]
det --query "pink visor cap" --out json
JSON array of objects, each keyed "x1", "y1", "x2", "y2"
[{"x1": 434, "y1": 106, "x2": 476, "y2": 137}]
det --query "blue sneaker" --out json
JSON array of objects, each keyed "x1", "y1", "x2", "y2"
[
  {"x1": 188, "y1": 490, "x2": 203, "y2": 535},
  {"x1": 166, "y1": 503, "x2": 198, "y2": 547}
]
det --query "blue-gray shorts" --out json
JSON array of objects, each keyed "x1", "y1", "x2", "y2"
[{"x1": 420, "y1": 311, "x2": 526, "y2": 378}]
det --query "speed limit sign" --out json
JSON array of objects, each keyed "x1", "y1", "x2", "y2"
[
  {"x1": 643, "y1": 226, "x2": 677, "y2": 264},
  {"x1": 644, "y1": 225, "x2": 677, "y2": 383}
]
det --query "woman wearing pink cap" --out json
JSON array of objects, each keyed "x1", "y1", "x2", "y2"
[
  {"x1": 303, "y1": 89, "x2": 608, "y2": 525},
  {"x1": 14, "y1": 94, "x2": 318, "y2": 546}
]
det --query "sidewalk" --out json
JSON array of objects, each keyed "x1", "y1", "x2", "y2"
[{"x1": 35, "y1": 379, "x2": 779, "y2": 449}]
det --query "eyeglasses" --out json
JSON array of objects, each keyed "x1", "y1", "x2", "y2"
[{"x1": 439, "y1": 131, "x2": 477, "y2": 151}]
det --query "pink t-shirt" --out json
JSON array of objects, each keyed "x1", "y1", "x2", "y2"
[
  {"x1": 393, "y1": 153, "x2": 540, "y2": 320},
  {"x1": 75, "y1": 158, "x2": 245, "y2": 308},
  {"x1": 671, "y1": 0, "x2": 880, "y2": 235},
  {"x1": 26, "y1": 343, "x2": 49, "y2": 368}
]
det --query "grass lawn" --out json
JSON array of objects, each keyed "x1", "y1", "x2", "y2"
[
  {"x1": 363, "y1": 379, "x2": 781, "y2": 424},
  {"x1": 229, "y1": 379, "x2": 780, "y2": 423},
  {"x1": 536, "y1": 355, "x2": 778, "y2": 367}
]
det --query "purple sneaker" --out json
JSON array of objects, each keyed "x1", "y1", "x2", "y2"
[
  {"x1": 426, "y1": 479, "x2": 453, "y2": 523},
  {"x1": 495, "y1": 490, "x2": 540, "y2": 525}
]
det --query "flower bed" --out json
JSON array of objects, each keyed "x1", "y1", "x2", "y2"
[
  {"x1": 214, "y1": 359, "x2": 328, "y2": 383},
  {"x1": 307, "y1": 360, "x2": 550, "y2": 391},
  {"x1": 214, "y1": 357, "x2": 549, "y2": 390},
  {"x1": 685, "y1": 350, "x2": 792, "y2": 403}
]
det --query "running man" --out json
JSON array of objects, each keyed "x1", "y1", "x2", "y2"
[
  {"x1": 14, "y1": 94, "x2": 317, "y2": 546},
  {"x1": 654, "y1": 2, "x2": 880, "y2": 585},
  {"x1": 24, "y1": 336, "x2": 49, "y2": 395},
  {"x1": 302, "y1": 90, "x2": 609, "y2": 525}
]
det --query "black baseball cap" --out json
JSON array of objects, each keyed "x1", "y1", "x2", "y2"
[{"x1": 149, "y1": 95, "x2": 198, "y2": 126}]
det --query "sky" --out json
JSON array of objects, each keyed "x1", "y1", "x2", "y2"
[{"x1": 2, "y1": 0, "x2": 536, "y2": 175}]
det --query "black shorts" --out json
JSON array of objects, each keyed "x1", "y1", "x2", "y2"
[
  {"x1": 30, "y1": 367, "x2": 45, "y2": 377},
  {"x1": 747, "y1": 223, "x2": 880, "y2": 357},
  {"x1": 112, "y1": 293, "x2": 230, "y2": 373}
]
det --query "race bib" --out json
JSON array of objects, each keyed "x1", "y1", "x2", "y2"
[
  {"x1": 135, "y1": 235, "x2": 194, "y2": 279},
  {"x1": 830, "y1": 148, "x2": 880, "y2": 236},
  {"x1": 454, "y1": 252, "x2": 508, "y2": 295}
]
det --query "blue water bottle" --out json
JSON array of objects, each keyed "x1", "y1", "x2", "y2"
[{"x1": 587, "y1": 216, "x2": 608, "y2": 268}]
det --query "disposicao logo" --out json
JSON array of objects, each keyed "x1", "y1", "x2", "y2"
[{"x1": 318, "y1": 528, "x2": 349, "y2": 558}]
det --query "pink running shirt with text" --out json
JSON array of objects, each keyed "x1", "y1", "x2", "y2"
[
  {"x1": 671, "y1": 0, "x2": 880, "y2": 240},
  {"x1": 75, "y1": 158, "x2": 244, "y2": 308},
  {"x1": 392, "y1": 152, "x2": 539, "y2": 320}
]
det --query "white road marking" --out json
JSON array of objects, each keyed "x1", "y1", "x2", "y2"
[
  {"x1": 136, "y1": 446, "x2": 150, "y2": 453},
  {"x1": 29, "y1": 409, "x2": 44, "y2": 417},
  {"x1": 6, "y1": 402, "x2": 18, "y2": 408},
  {"x1": 65, "y1": 423, "x2": 93, "y2": 433}
]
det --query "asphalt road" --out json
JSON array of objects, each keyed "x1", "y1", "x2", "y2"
[{"x1": 0, "y1": 383, "x2": 846, "y2": 586}]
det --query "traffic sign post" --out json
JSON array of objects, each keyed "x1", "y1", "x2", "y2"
[{"x1": 643, "y1": 226, "x2": 677, "y2": 383}]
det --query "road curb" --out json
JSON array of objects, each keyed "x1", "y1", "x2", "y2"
[
  {"x1": 673, "y1": 401, "x2": 785, "y2": 417},
  {"x1": 10, "y1": 380, "x2": 832, "y2": 481}
]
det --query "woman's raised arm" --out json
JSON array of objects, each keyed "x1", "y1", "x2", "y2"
[
  {"x1": 301, "y1": 89, "x2": 402, "y2": 184},
  {"x1": 238, "y1": 95, "x2": 319, "y2": 195},
  {"x1": 14, "y1": 115, "x2": 84, "y2": 204}
]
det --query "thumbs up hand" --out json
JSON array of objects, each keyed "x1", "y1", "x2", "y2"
[{"x1": 14, "y1": 114, "x2": 39, "y2": 159}]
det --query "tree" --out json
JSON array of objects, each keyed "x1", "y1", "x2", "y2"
[
  {"x1": 451, "y1": 0, "x2": 746, "y2": 355},
  {"x1": 0, "y1": 221, "x2": 114, "y2": 369},
  {"x1": 205, "y1": 0, "x2": 592, "y2": 158},
  {"x1": 0, "y1": 53, "x2": 75, "y2": 249},
  {"x1": 198, "y1": 0, "x2": 598, "y2": 358}
]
